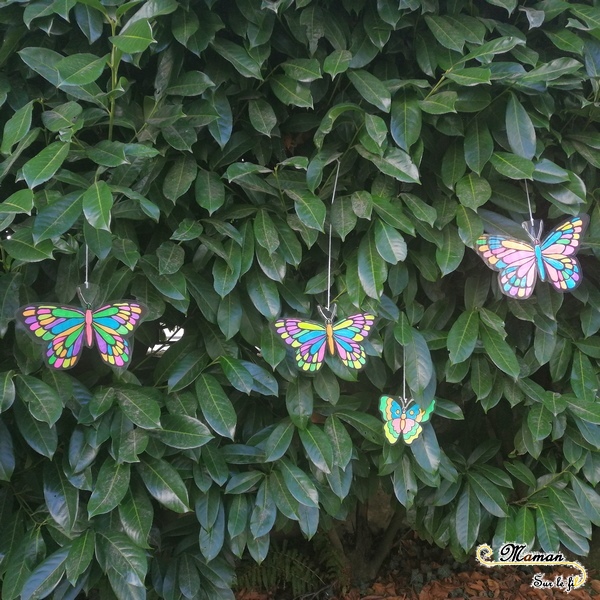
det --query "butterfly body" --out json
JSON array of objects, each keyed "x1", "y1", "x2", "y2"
[
  {"x1": 19, "y1": 302, "x2": 146, "y2": 370},
  {"x1": 379, "y1": 395, "x2": 435, "y2": 444},
  {"x1": 274, "y1": 305, "x2": 375, "y2": 372},
  {"x1": 475, "y1": 215, "x2": 588, "y2": 299}
]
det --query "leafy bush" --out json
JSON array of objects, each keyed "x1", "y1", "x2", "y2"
[{"x1": 1, "y1": 0, "x2": 600, "y2": 598}]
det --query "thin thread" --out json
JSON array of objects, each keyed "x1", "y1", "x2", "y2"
[
  {"x1": 326, "y1": 161, "x2": 341, "y2": 311},
  {"x1": 524, "y1": 180, "x2": 534, "y2": 228},
  {"x1": 84, "y1": 244, "x2": 89, "y2": 289},
  {"x1": 403, "y1": 345, "x2": 406, "y2": 400}
]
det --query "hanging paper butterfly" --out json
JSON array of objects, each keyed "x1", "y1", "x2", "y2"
[
  {"x1": 16, "y1": 297, "x2": 146, "y2": 370},
  {"x1": 379, "y1": 395, "x2": 435, "y2": 445},
  {"x1": 274, "y1": 304, "x2": 375, "y2": 372},
  {"x1": 475, "y1": 215, "x2": 589, "y2": 299}
]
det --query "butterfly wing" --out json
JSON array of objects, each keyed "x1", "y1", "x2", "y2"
[
  {"x1": 379, "y1": 395, "x2": 405, "y2": 444},
  {"x1": 274, "y1": 318, "x2": 328, "y2": 372},
  {"x1": 475, "y1": 235, "x2": 538, "y2": 299},
  {"x1": 331, "y1": 313, "x2": 375, "y2": 370},
  {"x1": 91, "y1": 303, "x2": 146, "y2": 368},
  {"x1": 540, "y1": 215, "x2": 589, "y2": 292},
  {"x1": 379, "y1": 396, "x2": 435, "y2": 445},
  {"x1": 17, "y1": 305, "x2": 87, "y2": 369},
  {"x1": 402, "y1": 400, "x2": 435, "y2": 444}
]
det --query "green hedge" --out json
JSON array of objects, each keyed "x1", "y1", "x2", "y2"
[{"x1": 1, "y1": 0, "x2": 600, "y2": 598}]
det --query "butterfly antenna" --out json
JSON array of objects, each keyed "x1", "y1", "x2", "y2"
[{"x1": 326, "y1": 161, "x2": 341, "y2": 311}]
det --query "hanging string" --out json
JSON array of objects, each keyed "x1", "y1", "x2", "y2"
[
  {"x1": 403, "y1": 345, "x2": 407, "y2": 400},
  {"x1": 326, "y1": 161, "x2": 341, "y2": 312},
  {"x1": 84, "y1": 243, "x2": 90, "y2": 289},
  {"x1": 524, "y1": 180, "x2": 534, "y2": 229}
]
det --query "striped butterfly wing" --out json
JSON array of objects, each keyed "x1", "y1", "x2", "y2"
[
  {"x1": 18, "y1": 305, "x2": 87, "y2": 369},
  {"x1": 331, "y1": 313, "x2": 375, "y2": 370},
  {"x1": 92, "y1": 303, "x2": 146, "y2": 368},
  {"x1": 475, "y1": 235, "x2": 538, "y2": 299},
  {"x1": 274, "y1": 318, "x2": 329, "y2": 372},
  {"x1": 539, "y1": 215, "x2": 589, "y2": 292}
]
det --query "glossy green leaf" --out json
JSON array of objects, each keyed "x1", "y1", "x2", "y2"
[
  {"x1": 0, "y1": 274, "x2": 21, "y2": 339},
  {"x1": 0, "y1": 189, "x2": 34, "y2": 215},
  {"x1": 33, "y1": 192, "x2": 83, "y2": 243},
  {"x1": 286, "y1": 188, "x2": 326, "y2": 231},
  {"x1": 164, "y1": 155, "x2": 197, "y2": 202},
  {"x1": 285, "y1": 377, "x2": 313, "y2": 430},
  {"x1": 0, "y1": 371, "x2": 15, "y2": 413},
  {"x1": 464, "y1": 120, "x2": 493, "y2": 175},
  {"x1": 83, "y1": 180, "x2": 113, "y2": 231},
  {"x1": 22, "y1": 142, "x2": 70, "y2": 188},
  {"x1": 195, "y1": 374, "x2": 236, "y2": 440},
  {"x1": 425, "y1": 15, "x2": 465, "y2": 52},
  {"x1": 110, "y1": 19, "x2": 155, "y2": 53},
  {"x1": 480, "y1": 325, "x2": 520, "y2": 378},
  {"x1": 358, "y1": 231, "x2": 387, "y2": 298},
  {"x1": 324, "y1": 416, "x2": 353, "y2": 469},
  {"x1": 1, "y1": 101, "x2": 33, "y2": 155},
  {"x1": 55, "y1": 53, "x2": 107, "y2": 85},
  {"x1": 88, "y1": 457, "x2": 130, "y2": 517},
  {"x1": 137, "y1": 456, "x2": 190, "y2": 513},
  {"x1": 436, "y1": 224, "x2": 465, "y2": 276},
  {"x1": 66, "y1": 529, "x2": 95, "y2": 584},
  {"x1": 278, "y1": 458, "x2": 318, "y2": 508},
  {"x1": 212, "y1": 37, "x2": 262, "y2": 79},
  {"x1": 219, "y1": 356, "x2": 253, "y2": 394},
  {"x1": 448, "y1": 310, "x2": 479, "y2": 364},
  {"x1": 374, "y1": 219, "x2": 407, "y2": 264},
  {"x1": 456, "y1": 174, "x2": 492, "y2": 210},
  {"x1": 86, "y1": 140, "x2": 128, "y2": 166},
  {"x1": 245, "y1": 271, "x2": 280, "y2": 319},
  {"x1": 115, "y1": 386, "x2": 161, "y2": 429},
  {"x1": 490, "y1": 152, "x2": 535, "y2": 179},
  {"x1": 43, "y1": 461, "x2": 78, "y2": 532},
  {"x1": 299, "y1": 423, "x2": 334, "y2": 474},
  {"x1": 270, "y1": 75, "x2": 312, "y2": 107},
  {"x1": 390, "y1": 95, "x2": 421, "y2": 152},
  {"x1": 166, "y1": 70, "x2": 214, "y2": 96},
  {"x1": 21, "y1": 546, "x2": 69, "y2": 600},
  {"x1": 323, "y1": 49, "x2": 352, "y2": 78},
  {"x1": 264, "y1": 419, "x2": 294, "y2": 462},
  {"x1": 506, "y1": 93, "x2": 536, "y2": 160},
  {"x1": 455, "y1": 483, "x2": 480, "y2": 551},
  {"x1": 154, "y1": 414, "x2": 213, "y2": 449},
  {"x1": 13, "y1": 402, "x2": 57, "y2": 458},
  {"x1": 195, "y1": 168, "x2": 225, "y2": 214},
  {"x1": 96, "y1": 530, "x2": 147, "y2": 588},
  {"x1": 250, "y1": 479, "x2": 277, "y2": 537},
  {"x1": 15, "y1": 375, "x2": 62, "y2": 426}
]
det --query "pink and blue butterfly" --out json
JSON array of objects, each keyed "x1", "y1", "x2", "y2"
[
  {"x1": 274, "y1": 304, "x2": 375, "y2": 372},
  {"x1": 475, "y1": 215, "x2": 588, "y2": 299},
  {"x1": 379, "y1": 395, "x2": 435, "y2": 444}
]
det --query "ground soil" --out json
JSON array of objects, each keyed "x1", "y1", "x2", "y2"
[{"x1": 235, "y1": 536, "x2": 600, "y2": 600}]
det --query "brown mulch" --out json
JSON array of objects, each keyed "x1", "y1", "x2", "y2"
[{"x1": 235, "y1": 538, "x2": 600, "y2": 600}]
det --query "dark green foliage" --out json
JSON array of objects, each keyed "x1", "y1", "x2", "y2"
[
  {"x1": 1, "y1": 0, "x2": 600, "y2": 598},
  {"x1": 236, "y1": 537, "x2": 344, "y2": 598}
]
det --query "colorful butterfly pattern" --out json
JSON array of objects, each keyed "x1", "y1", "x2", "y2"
[
  {"x1": 475, "y1": 215, "x2": 588, "y2": 299},
  {"x1": 379, "y1": 395, "x2": 435, "y2": 444},
  {"x1": 274, "y1": 305, "x2": 375, "y2": 372},
  {"x1": 17, "y1": 302, "x2": 146, "y2": 370}
]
